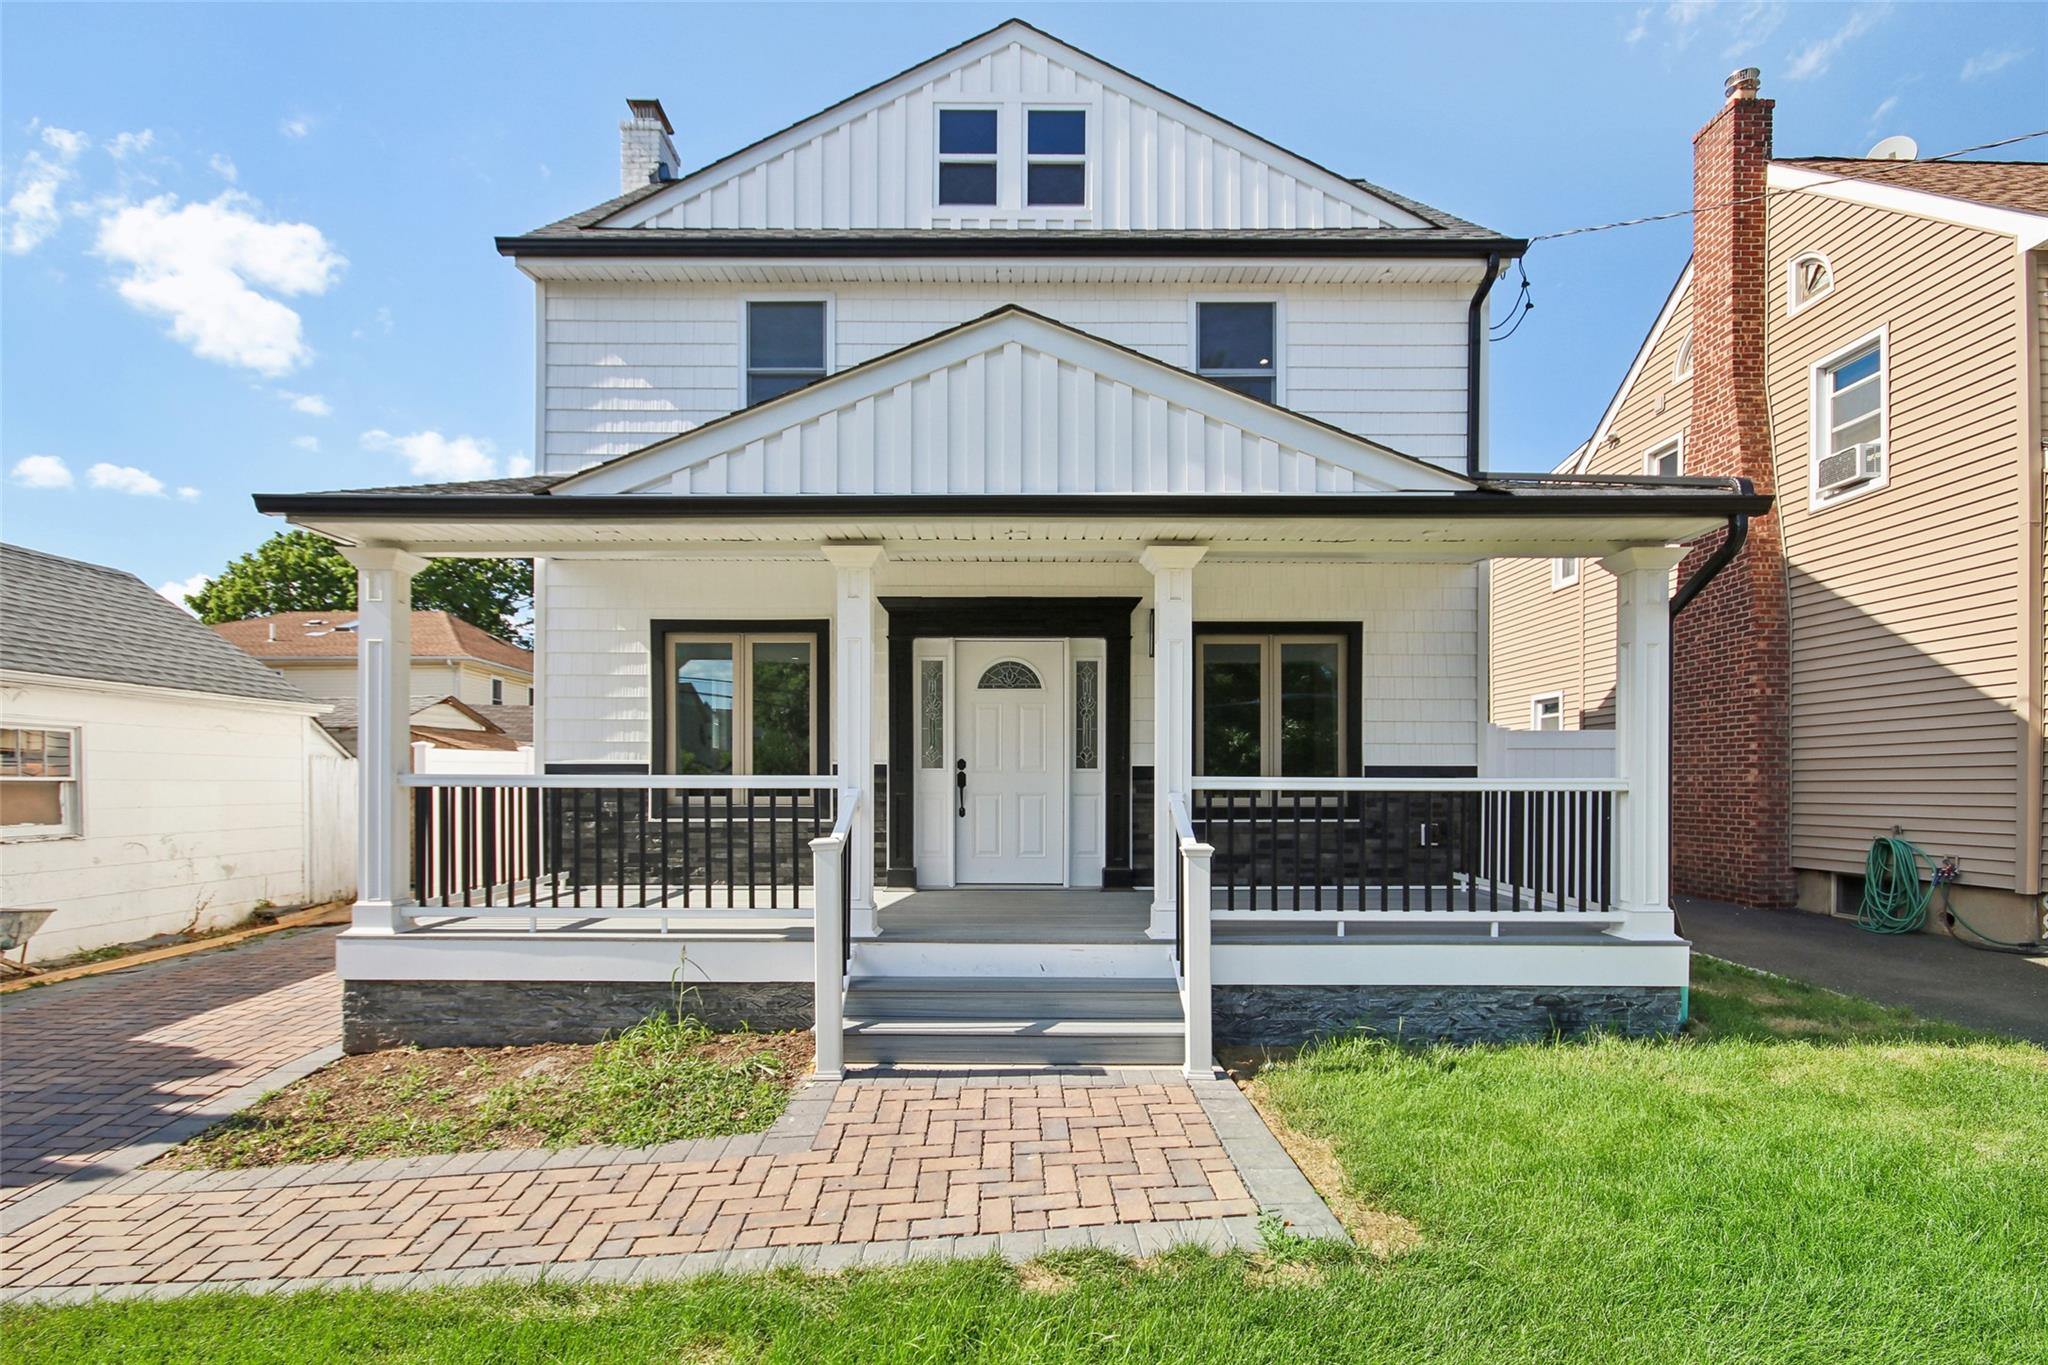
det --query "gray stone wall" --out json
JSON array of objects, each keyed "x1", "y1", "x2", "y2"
[
  {"x1": 343, "y1": 981, "x2": 812, "y2": 1053},
  {"x1": 1213, "y1": 984, "x2": 1683, "y2": 1047}
]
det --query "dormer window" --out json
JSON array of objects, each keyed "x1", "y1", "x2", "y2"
[
  {"x1": 1787, "y1": 252, "x2": 1834, "y2": 315},
  {"x1": 1025, "y1": 109, "x2": 1086, "y2": 206},
  {"x1": 937, "y1": 109, "x2": 999, "y2": 206}
]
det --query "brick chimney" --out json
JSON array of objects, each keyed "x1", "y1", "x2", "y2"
[
  {"x1": 619, "y1": 98, "x2": 680, "y2": 194},
  {"x1": 1670, "y1": 68, "x2": 1796, "y2": 910}
]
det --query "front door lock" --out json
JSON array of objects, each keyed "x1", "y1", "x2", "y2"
[{"x1": 955, "y1": 758, "x2": 967, "y2": 818}]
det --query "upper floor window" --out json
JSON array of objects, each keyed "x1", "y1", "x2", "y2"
[
  {"x1": 1645, "y1": 436, "x2": 1683, "y2": 477},
  {"x1": 1672, "y1": 330, "x2": 1694, "y2": 382},
  {"x1": 745, "y1": 301, "x2": 827, "y2": 406},
  {"x1": 491, "y1": 678, "x2": 504, "y2": 706},
  {"x1": 1197, "y1": 634, "x2": 1345, "y2": 778},
  {"x1": 936, "y1": 108, "x2": 999, "y2": 206},
  {"x1": 1, "y1": 725, "x2": 79, "y2": 839},
  {"x1": 1787, "y1": 252, "x2": 1834, "y2": 315},
  {"x1": 1552, "y1": 557, "x2": 1580, "y2": 590},
  {"x1": 1196, "y1": 302, "x2": 1277, "y2": 402},
  {"x1": 1811, "y1": 332, "x2": 1887, "y2": 507},
  {"x1": 1531, "y1": 694, "x2": 1564, "y2": 731},
  {"x1": 1025, "y1": 109, "x2": 1086, "y2": 206}
]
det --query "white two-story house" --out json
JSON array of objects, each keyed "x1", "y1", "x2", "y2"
[{"x1": 260, "y1": 21, "x2": 1767, "y2": 1072}]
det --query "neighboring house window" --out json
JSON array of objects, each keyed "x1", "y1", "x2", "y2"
[
  {"x1": 1196, "y1": 302, "x2": 1277, "y2": 402},
  {"x1": 1787, "y1": 252, "x2": 1834, "y2": 314},
  {"x1": 1810, "y1": 332, "x2": 1887, "y2": 506},
  {"x1": 744, "y1": 301, "x2": 828, "y2": 406},
  {"x1": 1552, "y1": 557, "x2": 1580, "y2": 589},
  {"x1": 936, "y1": 108, "x2": 999, "y2": 206},
  {"x1": 1672, "y1": 331, "x2": 1694, "y2": 382},
  {"x1": 527, "y1": 686, "x2": 536, "y2": 705},
  {"x1": 1025, "y1": 109, "x2": 1086, "y2": 206},
  {"x1": 1196, "y1": 635, "x2": 1344, "y2": 777},
  {"x1": 1, "y1": 726, "x2": 79, "y2": 838},
  {"x1": 491, "y1": 678, "x2": 504, "y2": 706},
  {"x1": 1645, "y1": 436, "x2": 1683, "y2": 477},
  {"x1": 1531, "y1": 694, "x2": 1564, "y2": 731},
  {"x1": 667, "y1": 633, "x2": 815, "y2": 774}
]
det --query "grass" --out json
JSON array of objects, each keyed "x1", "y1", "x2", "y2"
[
  {"x1": 169, "y1": 1014, "x2": 809, "y2": 1168},
  {"x1": 9, "y1": 958, "x2": 2044, "y2": 1363}
]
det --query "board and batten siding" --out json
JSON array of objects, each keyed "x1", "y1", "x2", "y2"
[
  {"x1": 1769, "y1": 192, "x2": 2028, "y2": 889},
  {"x1": 1488, "y1": 285, "x2": 1696, "y2": 730},
  {"x1": 538, "y1": 559, "x2": 1478, "y2": 773},
  {"x1": 540, "y1": 281, "x2": 1473, "y2": 475},
  {"x1": 0, "y1": 680, "x2": 331, "y2": 962},
  {"x1": 623, "y1": 35, "x2": 1414, "y2": 233}
]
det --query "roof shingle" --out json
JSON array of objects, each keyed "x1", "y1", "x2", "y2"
[
  {"x1": 1778, "y1": 157, "x2": 2048, "y2": 216},
  {"x1": 211, "y1": 611, "x2": 533, "y2": 674}
]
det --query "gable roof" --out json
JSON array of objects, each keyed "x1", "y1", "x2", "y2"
[
  {"x1": 500, "y1": 19, "x2": 1519, "y2": 258},
  {"x1": 211, "y1": 610, "x2": 533, "y2": 674},
  {"x1": 1777, "y1": 157, "x2": 2048, "y2": 216},
  {"x1": 549, "y1": 304, "x2": 1474, "y2": 496},
  {"x1": 317, "y1": 693, "x2": 525, "y2": 757},
  {"x1": 1562, "y1": 261, "x2": 1693, "y2": 476},
  {"x1": 0, "y1": 542, "x2": 310, "y2": 706}
]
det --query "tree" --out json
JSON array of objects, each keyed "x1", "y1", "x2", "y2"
[{"x1": 189, "y1": 531, "x2": 533, "y2": 644}]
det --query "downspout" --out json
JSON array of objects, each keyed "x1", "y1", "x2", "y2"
[
  {"x1": 1669, "y1": 478, "x2": 1753, "y2": 617},
  {"x1": 1466, "y1": 251, "x2": 1504, "y2": 478}
]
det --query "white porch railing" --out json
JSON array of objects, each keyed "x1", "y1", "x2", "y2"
[
  {"x1": 1169, "y1": 794, "x2": 1214, "y2": 1077},
  {"x1": 1185, "y1": 776, "x2": 1631, "y2": 929}
]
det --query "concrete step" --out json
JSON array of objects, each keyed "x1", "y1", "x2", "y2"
[
  {"x1": 842, "y1": 977, "x2": 1185, "y2": 1065},
  {"x1": 848, "y1": 940, "x2": 1176, "y2": 979}
]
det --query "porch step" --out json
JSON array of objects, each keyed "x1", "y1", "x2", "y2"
[{"x1": 842, "y1": 977, "x2": 1184, "y2": 1065}]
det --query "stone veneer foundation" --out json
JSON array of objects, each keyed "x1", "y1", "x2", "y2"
[
  {"x1": 342, "y1": 981, "x2": 813, "y2": 1053},
  {"x1": 1212, "y1": 985, "x2": 1685, "y2": 1046}
]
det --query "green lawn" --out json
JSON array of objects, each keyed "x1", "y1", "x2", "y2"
[{"x1": 10, "y1": 958, "x2": 2043, "y2": 1364}]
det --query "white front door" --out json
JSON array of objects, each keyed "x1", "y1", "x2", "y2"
[{"x1": 955, "y1": 639, "x2": 1067, "y2": 885}]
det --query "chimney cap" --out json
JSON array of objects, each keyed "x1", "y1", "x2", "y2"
[
  {"x1": 1725, "y1": 67, "x2": 1762, "y2": 101},
  {"x1": 625, "y1": 99, "x2": 673, "y2": 135}
]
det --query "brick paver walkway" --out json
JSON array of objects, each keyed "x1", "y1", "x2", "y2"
[
  {"x1": 0, "y1": 1073, "x2": 1270, "y2": 1295},
  {"x1": 0, "y1": 928, "x2": 341, "y2": 1211}
]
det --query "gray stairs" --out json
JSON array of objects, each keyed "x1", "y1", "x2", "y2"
[{"x1": 842, "y1": 977, "x2": 1184, "y2": 1065}]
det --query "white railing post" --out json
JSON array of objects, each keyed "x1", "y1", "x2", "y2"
[
  {"x1": 1180, "y1": 832, "x2": 1216, "y2": 1078},
  {"x1": 822, "y1": 543, "x2": 883, "y2": 940},
  {"x1": 340, "y1": 546, "x2": 427, "y2": 934},
  {"x1": 810, "y1": 824, "x2": 845, "y2": 1081},
  {"x1": 1141, "y1": 544, "x2": 1207, "y2": 940},
  {"x1": 1601, "y1": 545, "x2": 1687, "y2": 939}
]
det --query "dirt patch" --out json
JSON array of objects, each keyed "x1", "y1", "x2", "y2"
[
  {"x1": 1243, "y1": 1083, "x2": 1422, "y2": 1260},
  {"x1": 164, "y1": 1022, "x2": 813, "y2": 1169},
  {"x1": 1015, "y1": 1261, "x2": 1075, "y2": 1295}
]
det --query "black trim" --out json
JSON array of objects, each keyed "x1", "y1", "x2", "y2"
[
  {"x1": 255, "y1": 489, "x2": 1774, "y2": 522},
  {"x1": 1670, "y1": 483, "x2": 1753, "y2": 617},
  {"x1": 647, "y1": 619, "x2": 831, "y2": 777},
  {"x1": 1192, "y1": 621, "x2": 1365, "y2": 777},
  {"x1": 880, "y1": 596, "x2": 1139, "y2": 889},
  {"x1": 497, "y1": 234, "x2": 1527, "y2": 260},
  {"x1": 543, "y1": 762, "x2": 649, "y2": 775},
  {"x1": 1466, "y1": 251, "x2": 1502, "y2": 477}
]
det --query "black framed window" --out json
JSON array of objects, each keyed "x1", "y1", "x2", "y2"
[
  {"x1": 937, "y1": 108, "x2": 999, "y2": 206},
  {"x1": 745, "y1": 301, "x2": 827, "y2": 406},
  {"x1": 1195, "y1": 633, "x2": 1347, "y2": 778},
  {"x1": 1196, "y1": 302, "x2": 1277, "y2": 402},
  {"x1": 1025, "y1": 109, "x2": 1086, "y2": 206},
  {"x1": 665, "y1": 632, "x2": 816, "y2": 775}
]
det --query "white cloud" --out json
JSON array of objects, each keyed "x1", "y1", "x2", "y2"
[
  {"x1": 276, "y1": 388, "x2": 332, "y2": 416},
  {"x1": 506, "y1": 451, "x2": 534, "y2": 477},
  {"x1": 209, "y1": 153, "x2": 239, "y2": 182},
  {"x1": 87, "y1": 462, "x2": 167, "y2": 496},
  {"x1": 155, "y1": 572, "x2": 211, "y2": 611},
  {"x1": 106, "y1": 129, "x2": 155, "y2": 160},
  {"x1": 1785, "y1": 5, "x2": 1888, "y2": 81},
  {"x1": 9, "y1": 454, "x2": 74, "y2": 489},
  {"x1": 1722, "y1": 2, "x2": 1787, "y2": 58},
  {"x1": 1867, "y1": 93, "x2": 1901, "y2": 131},
  {"x1": 280, "y1": 116, "x2": 311, "y2": 139},
  {"x1": 1960, "y1": 47, "x2": 2030, "y2": 81},
  {"x1": 4, "y1": 124, "x2": 89, "y2": 254},
  {"x1": 292, "y1": 434, "x2": 321, "y2": 453},
  {"x1": 361, "y1": 428, "x2": 502, "y2": 481},
  {"x1": 176, "y1": 486, "x2": 201, "y2": 501},
  {"x1": 93, "y1": 191, "x2": 344, "y2": 375},
  {"x1": 1624, "y1": 8, "x2": 1650, "y2": 44}
]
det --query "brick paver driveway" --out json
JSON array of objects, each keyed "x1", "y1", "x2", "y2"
[{"x1": 0, "y1": 928, "x2": 341, "y2": 1214}]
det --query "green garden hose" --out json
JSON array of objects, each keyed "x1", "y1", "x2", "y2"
[{"x1": 1860, "y1": 834, "x2": 2041, "y2": 950}]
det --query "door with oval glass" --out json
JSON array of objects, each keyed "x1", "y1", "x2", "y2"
[{"x1": 954, "y1": 639, "x2": 1067, "y2": 885}]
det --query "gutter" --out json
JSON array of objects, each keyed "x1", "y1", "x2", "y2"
[
  {"x1": 1466, "y1": 251, "x2": 1503, "y2": 478},
  {"x1": 495, "y1": 234, "x2": 1530, "y2": 261},
  {"x1": 1668, "y1": 478, "x2": 1753, "y2": 617}
]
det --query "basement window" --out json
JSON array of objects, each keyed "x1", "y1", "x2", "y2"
[
  {"x1": 1787, "y1": 251, "x2": 1834, "y2": 315},
  {"x1": 1, "y1": 726, "x2": 80, "y2": 839}
]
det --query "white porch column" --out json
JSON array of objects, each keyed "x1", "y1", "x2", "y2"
[
  {"x1": 822, "y1": 543, "x2": 884, "y2": 939},
  {"x1": 1602, "y1": 545, "x2": 1687, "y2": 939},
  {"x1": 340, "y1": 546, "x2": 428, "y2": 934},
  {"x1": 1140, "y1": 544, "x2": 1207, "y2": 940}
]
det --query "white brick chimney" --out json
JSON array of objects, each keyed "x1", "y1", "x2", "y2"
[{"x1": 619, "y1": 98, "x2": 679, "y2": 194}]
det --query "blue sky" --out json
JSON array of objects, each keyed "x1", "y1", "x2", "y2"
[{"x1": 3, "y1": 2, "x2": 2041, "y2": 601}]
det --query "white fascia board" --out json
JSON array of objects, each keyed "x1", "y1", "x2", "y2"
[
  {"x1": 1767, "y1": 163, "x2": 2048, "y2": 249},
  {"x1": 337, "y1": 929, "x2": 811, "y2": 982},
  {"x1": 0, "y1": 669, "x2": 331, "y2": 717},
  {"x1": 1567, "y1": 261, "x2": 1694, "y2": 475},
  {"x1": 553, "y1": 309, "x2": 1473, "y2": 496},
  {"x1": 599, "y1": 21, "x2": 1427, "y2": 231}
]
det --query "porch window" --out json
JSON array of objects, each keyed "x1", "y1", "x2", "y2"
[
  {"x1": 1, "y1": 726, "x2": 79, "y2": 838},
  {"x1": 666, "y1": 634, "x2": 815, "y2": 774},
  {"x1": 745, "y1": 301, "x2": 827, "y2": 406},
  {"x1": 1195, "y1": 635, "x2": 1344, "y2": 778},
  {"x1": 937, "y1": 108, "x2": 999, "y2": 206},
  {"x1": 1196, "y1": 302, "x2": 1276, "y2": 402},
  {"x1": 1025, "y1": 109, "x2": 1086, "y2": 206}
]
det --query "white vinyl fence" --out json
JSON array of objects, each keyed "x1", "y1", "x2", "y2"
[
  {"x1": 305, "y1": 743, "x2": 358, "y2": 903},
  {"x1": 1480, "y1": 724, "x2": 1617, "y2": 780}
]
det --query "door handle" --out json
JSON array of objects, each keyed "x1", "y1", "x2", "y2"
[{"x1": 955, "y1": 758, "x2": 967, "y2": 818}]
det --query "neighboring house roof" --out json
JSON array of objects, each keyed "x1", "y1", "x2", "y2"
[
  {"x1": 0, "y1": 542, "x2": 309, "y2": 706},
  {"x1": 318, "y1": 693, "x2": 524, "y2": 757},
  {"x1": 1562, "y1": 261, "x2": 1694, "y2": 476},
  {"x1": 469, "y1": 705, "x2": 535, "y2": 743},
  {"x1": 211, "y1": 610, "x2": 533, "y2": 675},
  {"x1": 1776, "y1": 157, "x2": 2048, "y2": 216}
]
